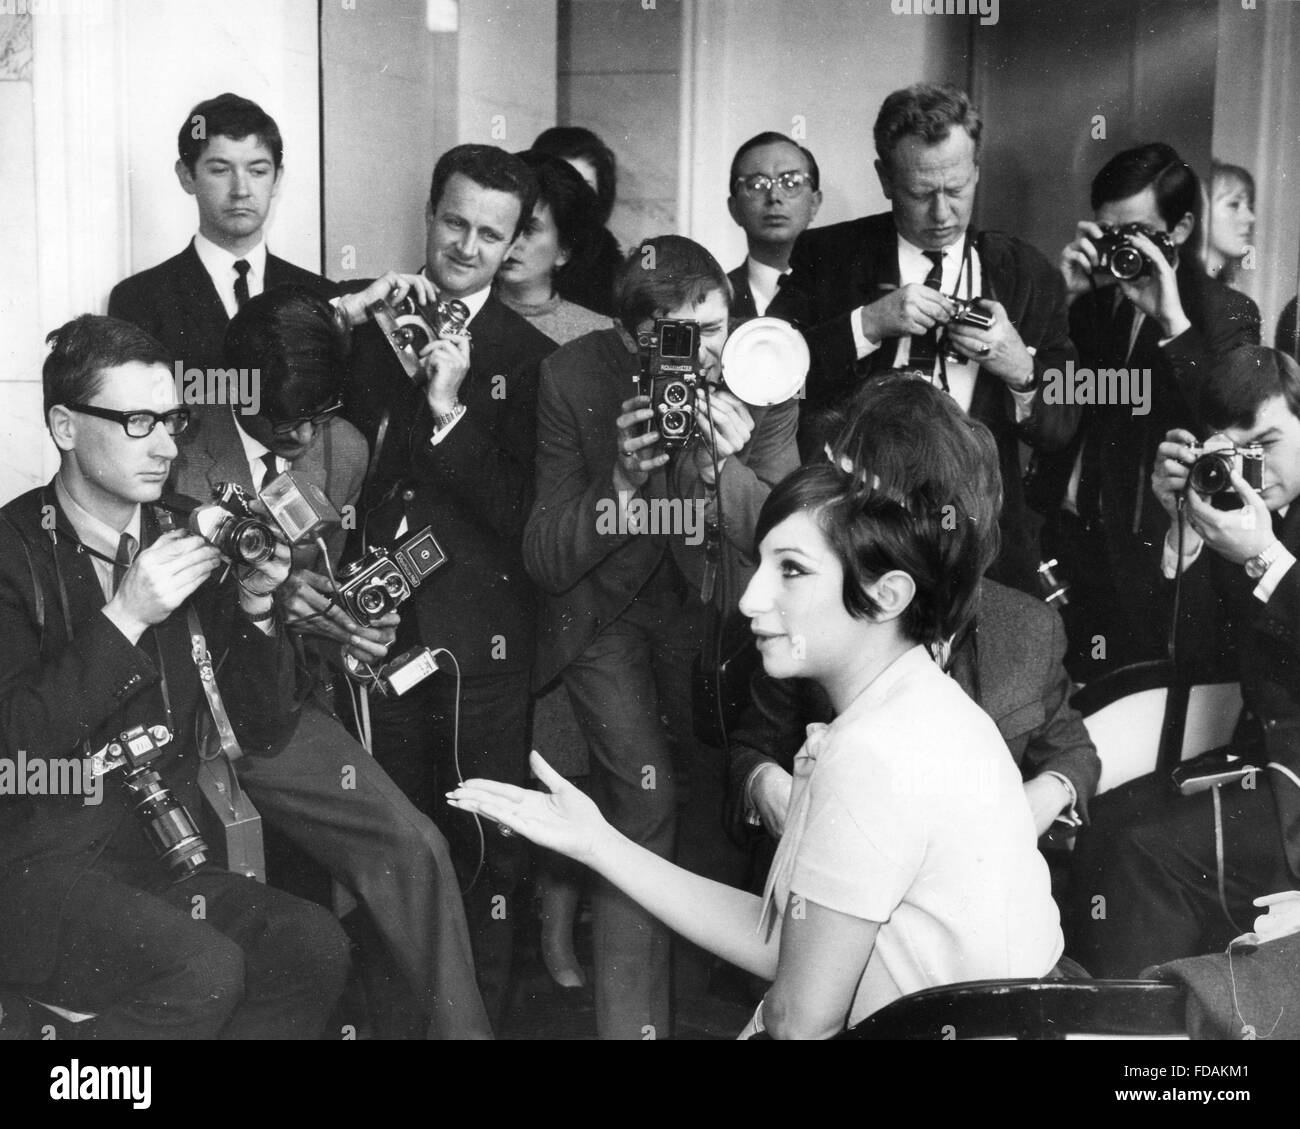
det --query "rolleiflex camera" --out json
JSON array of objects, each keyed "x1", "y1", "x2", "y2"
[
  {"x1": 90, "y1": 724, "x2": 209, "y2": 879},
  {"x1": 1093, "y1": 222, "x2": 1177, "y2": 282},
  {"x1": 1186, "y1": 441, "x2": 1265, "y2": 510},
  {"x1": 335, "y1": 525, "x2": 447, "y2": 624},
  {"x1": 368, "y1": 293, "x2": 472, "y2": 381},
  {"x1": 638, "y1": 318, "x2": 702, "y2": 451},
  {"x1": 190, "y1": 475, "x2": 341, "y2": 563}
]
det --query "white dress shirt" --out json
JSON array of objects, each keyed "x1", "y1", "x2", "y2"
[
  {"x1": 193, "y1": 232, "x2": 268, "y2": 319},
  {"x1": 745, "y1": 257, "x2": 791, "y2": 318}
]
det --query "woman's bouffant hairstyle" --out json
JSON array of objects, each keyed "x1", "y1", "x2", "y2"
[{"x1": 755, "y1": 378, "x2": 1000, "y2": 645}]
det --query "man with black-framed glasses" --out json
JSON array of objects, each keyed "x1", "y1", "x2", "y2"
[
  {"x1": 725, "y1": 132, "x2": 822, "y2": 325},
  {"x1": 64, "y1": 404, "x2": 194, "y2": 438}
]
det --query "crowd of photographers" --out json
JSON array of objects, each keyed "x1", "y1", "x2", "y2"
[{"x1": 2, "y1": 79, "x2": 1298, "y2": 1040}]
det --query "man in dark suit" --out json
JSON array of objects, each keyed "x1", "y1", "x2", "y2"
[
  {"x1": 524, "y1": 235, "x2": 799, "y2": 1038},
  {"x1": 108, "y1": 94, "x2": 336, "y2": 374},
  {"x1": 170, "y1": 287, "x2": 492, "y2": 1039},
  {"x1": 342, "y1": 145, "x2": 555, "y2": 1029},
  {"x1": 1071, "y1": 347, "x2": 1300, "y2": 976},
  {"x1": 789, "y1": 83, "x2": 1079, "y2": 596},
  {"x1": 0, "y1": 315, "x2": 349, "y2": 1038},
  {"x1": 725, "y1": 378, "x2": 1098, "y2": 865},
  {"x1": 724, "y1": 132, "x2": 821, "y2": 326},
  {"x1": 1036, "y1": 143, "x2": 1262, "y2": 676}
]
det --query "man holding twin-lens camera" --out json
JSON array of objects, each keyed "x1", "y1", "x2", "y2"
[
  {"x1": 170, "y1": 286, "x2": 492, "y2": 1039},
  {"x1": 1034, "y1": 143, "x2": 1261, "y2": 675},
  {"x1": 1070, "y1": 346, "x2": 1300, "y2": 976},
  {"x1": 524, "y1": 235, "x2": 799, "y2": 1038},
  {"x1": 0, "y1": 316, "x2": 350, "y2": 1038}
]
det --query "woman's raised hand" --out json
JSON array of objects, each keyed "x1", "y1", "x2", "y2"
[{"x1": 447, "y1": 751, "x2": 610, "y2": 866}]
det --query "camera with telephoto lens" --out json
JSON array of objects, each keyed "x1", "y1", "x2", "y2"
[
  {"x1": 367, "y1": 293, "x2": 472, "y2": 381},
  {"x1": 189, "y1": 482, "x2": 277, "y2": 566},
  {"x1": 90, "y1": 724, "x2": 209, "y2": 879},
  {"x1": 1093, "y1": 222, "x2": 1177, "y2": 282},
  {"x1": 638, "y1": 318, "x2": 702, "y2": 451},
  {"x1": 1186, "y1": 440, "x2": 1265, "y2": 511},
  {"x1": 336, "y1": 525, "x2": 448, "y2": 625}
]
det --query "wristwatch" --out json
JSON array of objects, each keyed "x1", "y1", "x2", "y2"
[
  {"x1": 431, "y1": 400, "x2": 465, "y2": 432},
  {"x1": 1245, "y1": 539, "x2": 1284, "y2": 581}
]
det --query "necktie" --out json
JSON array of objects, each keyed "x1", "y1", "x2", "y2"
[
  {"x1": 260, "y1": 452, "x2": 279, "y2": 489},
  {"x1": 234, "y1": 259, "x2": 251, "y2": 309},
  {"x1": 775, "y1": 272, "x2": 790, "y2": 290},
  {"x1": 907, "y1": 251, "x2": 945, "y2": 376},
  {"x1": 112, "y1": 532, "x2": 136, "y2": 595}
]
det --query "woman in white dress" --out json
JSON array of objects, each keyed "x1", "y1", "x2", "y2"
[{"x1": 450, "y1": 379, "x2": 1063, "y2": 1038}]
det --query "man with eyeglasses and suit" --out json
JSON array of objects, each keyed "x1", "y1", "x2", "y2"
[{"x1": 725, "y1": 133, "x2": 822, "y2": 326}]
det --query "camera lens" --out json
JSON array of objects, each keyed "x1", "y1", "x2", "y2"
[
  {"x1": 123, "y1": 768, "x2": 208, "y2": 878},
  {"x1": 232, "y1": 520, "x2": 275, "y2": 566},
  {"x1": 663, "y1": 381, "x2": 689, "y2": 407},
  {"x1": 356, "y1": 580, "x2": 392, "y2": 619},
  {"x1": 1189, "y1": 452, "x2": 1232, "y2": 495},
  {"x1": 661, "y1": 409, "x2": 689, "y2": 436},
  {"x1": 383, "y1": 573, "x2": 406, "y2": 597},
  {"x1": 1109, "y1": 244, "x2": 1146, "y2": 281}
]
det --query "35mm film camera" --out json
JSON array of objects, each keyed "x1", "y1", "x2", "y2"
[
  {"x1": 368, "y1": 293, "x2": 472, "y2": 381},
  {"x1": 91, "y1": 724, "x2": 209, "y2": 879},
  {"x1": 335, "y1": 525, "x2": 447, "y2": 625},
  {"x1": 1093, "y1": 222, "x2": 1177, "y2": 282},
  {"x1": 1186, "y1": 440, "x2": 1265, "y2": 510},
  {"x1": 188, "y1": 474, "x2": 341, "y2": 564}
]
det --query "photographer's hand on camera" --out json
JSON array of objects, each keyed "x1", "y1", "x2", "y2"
[
  {"x1": 1059, "y1": 220, "x2": 1108, "y2": 299},
  {"x1": 1184, "y1": 467, "x2": 1273, "y2": 567},
  {"x1": 1115, "y1": 229, "x2": 1190, "y2": 339},
  {"x1": 279, "y1": 568, "x2": 399, "y2": 661},
  {"x1": 336, "y1": 270, "x2": 439, "y2": 328},
  {"x1": 692, "y1": 387, "x2": 754, "y2": 485},
  {"x1": 103, "y1": 530, "x2": 222, "y2": 645},
  {"x1": 234, "y1": 533, "x2": 292, "y2": 623},
  {"x1": 858, "y1": 283, "x2": 954, "y2": 343},
  {"x1": 613, "y1": 394, "x2": 669, "y2": 494},
  {"x1": 945, "y1": 298, "x2": 1036, "y2": 390},
  {"x1": 420, "y1": 334, "x2": 472, "y2": 418}
]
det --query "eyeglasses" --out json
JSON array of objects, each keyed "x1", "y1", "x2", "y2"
[
  {"x1": 732, "y1": 171, "x2": 816, "y2": 199},
  {"x1": 67, "y1": 404, "x2": 191, "y2": 438},
  {"x1": 269, "y1": 400, "x2": 344, "y2": 437}
]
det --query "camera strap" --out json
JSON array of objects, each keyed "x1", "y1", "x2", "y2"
[{"x1": 186, "y1": 605, "x2": 246, "y2": 766}]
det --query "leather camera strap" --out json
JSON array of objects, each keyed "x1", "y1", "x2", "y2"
[{"x1": 187, "y1": 605, "x2": 246, "y2": 767}]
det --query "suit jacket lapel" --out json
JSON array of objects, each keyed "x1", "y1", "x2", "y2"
[{"x1": 178, "y1": 240, "x2": 232, "y2": 343}]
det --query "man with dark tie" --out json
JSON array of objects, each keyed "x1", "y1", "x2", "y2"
[
  {"x1": 342, "y1": 145, "x2": 556, "y2": 1029},
  {"x1": 170, "y1": 286, "x2": 492, "y2": 1039},
  {"x1": 789, "y1": 82, "x2": 1079, "y2": 595},
  {"x1": 108, "y1": 93, "x2": 336, "y2": 372},
  {"x1": 724, "y1": 132, "x2": 821, "y2": 326}
]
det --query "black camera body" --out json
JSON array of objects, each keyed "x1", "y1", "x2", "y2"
[
  {"x1": 368, "y1": 293, "x2": 472, "y2": 381},
  {"x1": 1094, "y1": 223, "x2": 1177, "y2": 282},
  {"x1": 949, "y1": 296, "x2": 995, "y2": 330},
  {"x1": 1187, "y1": 443, "x2": 1265, "y2": 510},
  {"x1": 336, "y1": 525, "x2": 447, "y2": 624},
  {"x1": 638, "y1": 318, "x2": 702, "y2": 451},
  {"x1": 189, "y1": 482, "x2": 277, "y2": 566},
  {"x1": 91, "y1": 724, "x2": 209, "y2": 879}
]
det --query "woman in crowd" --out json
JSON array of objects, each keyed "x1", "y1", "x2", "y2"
[
  {"x1": 1205, "y1": 160, "x2": 1256, "y2": 290},
  {"x1": 496, "y1": 152, "x2": 614, "y2": 346},
  {"x1": 451, "y1": 380, "x2": 1064, "y2": 1038},
  {"x1": 531, "y1": 126, "x2": 624, "y2": 316}
]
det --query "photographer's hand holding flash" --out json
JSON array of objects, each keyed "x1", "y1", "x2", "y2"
[
  {"x1": 103, "y1": 530, "x2": 221, "y2": 645},
  {"x1": 692, "y1": 387, "x2": 754, "y2": 485}
]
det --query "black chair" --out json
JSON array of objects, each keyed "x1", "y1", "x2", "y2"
[{"x1": 838, "y1": 978, "x2": 1186, "y2": 1040}]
